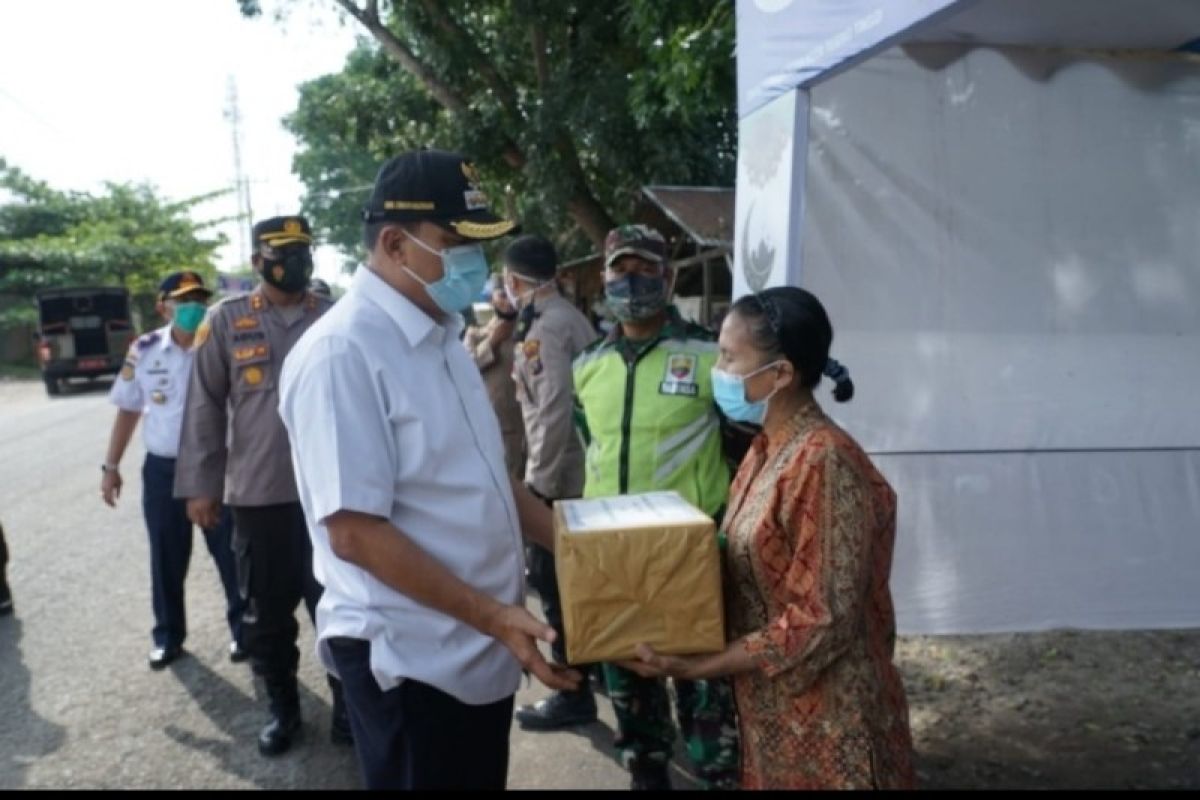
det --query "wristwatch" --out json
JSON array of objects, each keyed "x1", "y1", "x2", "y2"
[{"x1": 101, "y1": 463, "x2": 119, "y2": 473}]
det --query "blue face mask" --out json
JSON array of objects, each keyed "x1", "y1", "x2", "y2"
[
  {"x1": 711, "y1": 361, "x2": 785, "y2": 425},
  {"x1": 404, "y1": 233, "x2": 490, "y2": 315}
]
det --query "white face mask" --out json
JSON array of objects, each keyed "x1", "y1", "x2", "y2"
[{"x1": 504, "y1": 272, "x2": 549, "y2": 309}]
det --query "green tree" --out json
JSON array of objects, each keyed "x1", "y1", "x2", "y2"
[
  {"x1": 239, "y1": 0, "x2": 735, "y2": 265},
  {"x1": 0, "y1": 160, "x2": 228, "y2": 324}
]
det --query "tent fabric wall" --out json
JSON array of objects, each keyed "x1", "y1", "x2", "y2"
[{"x1": 800, "y1": 48, "x2": 1200, "y2": 634}]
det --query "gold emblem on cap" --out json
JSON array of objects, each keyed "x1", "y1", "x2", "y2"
[
  {"x1": 461, "y1": 161, "x2": 482, "y2": 186},
  {"x1": 283, "y1": 219, "x2": 302, "y2": 235}
]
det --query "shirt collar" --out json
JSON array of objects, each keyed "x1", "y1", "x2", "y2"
[
  {"x1": 157, "y1": 323, "x2": 176, "y2": 352},
  {"x1": 352, "y1": 266, "x2": 458, "y2": 347}
]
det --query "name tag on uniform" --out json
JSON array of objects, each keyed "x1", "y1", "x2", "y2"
[
  {"x1": 233, "y1": 344, "x2": 269, "y2": 362},
  {"x1": 232, "y1": 330, "x2": 266, "y2": 343},
  {"x1": 659, "y1": 353, "x2": 699, "y2": 397}
]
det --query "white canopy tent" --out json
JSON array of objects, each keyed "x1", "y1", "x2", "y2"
[{"x1": 734, "y1": 0, "x2": 1200, "y2": 635}]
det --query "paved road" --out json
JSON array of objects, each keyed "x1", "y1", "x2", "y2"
[{"x1": 0, "y1": 377, "x2": 659, "y2": 790}]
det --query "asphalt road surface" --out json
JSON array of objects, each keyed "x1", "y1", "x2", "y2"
[
  {"x1": 0, "y1": 376, "x2": 645, "y2": 790},
  {"x1": 5, "y1": 376, "x2": 1197, "y2": 790}
]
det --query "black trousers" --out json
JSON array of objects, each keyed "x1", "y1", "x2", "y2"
[
  {"x1": 328, "y1": 637, "x2": 514, "y2": 790},
  {"x1": 142, "y1": 454, "x2": 243, "y2": 650},
  {"x1": 231, "y1": 502, "x2": 324, "y2": 716}
]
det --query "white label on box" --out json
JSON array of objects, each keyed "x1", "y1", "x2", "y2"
[{"x1": 561, "y1": 492, "x2": 711, "y2": 534}]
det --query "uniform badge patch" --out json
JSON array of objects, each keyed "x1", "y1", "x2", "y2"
[
  {"x1": 659, "y1": 352, "x2": 699, "y2": 397},
  {"x1": 233, "y1": 316, "x2": 259, "y2": 330},
  {"x1": 150, "y1": 390, "x2": 167, "y2": 405},
  {"x1": 243, "y1": 366, "x2": 264, "y2": 386},
  {"x1": 194, "y1": 320, "x2": 211, "y2": 348},
  {"x1": 522, "y1": 339, "x2": 541, "y2": 358},
  {"x1": 233, "y1": 344, "x2": 268, "y2": 362}
]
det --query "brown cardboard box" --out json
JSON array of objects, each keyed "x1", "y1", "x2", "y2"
[{"x1": 553, "y1": 491, "x2": 725, "y2": 664}]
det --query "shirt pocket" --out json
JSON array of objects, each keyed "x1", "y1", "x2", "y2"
[{"x1": 230, "y1": 343, "x2": 274, "y2": 396}]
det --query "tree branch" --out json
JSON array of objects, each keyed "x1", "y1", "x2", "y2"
[
  {"x1": 416, "y1": 0, "x2": 525, "y2": 123},
  {"x1": 332, "y1": 0, "x2": 468, "y2": 115},
  {"x1": 531, "y1": 25, "x2": 550, "y2": 91},
  {"x1": 332, "y1": 0, "x2": 527, "y2": 170}
]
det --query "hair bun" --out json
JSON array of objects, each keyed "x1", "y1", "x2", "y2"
[{"x1": 824, "y1": 357, "x2": 855, "y2": 402}]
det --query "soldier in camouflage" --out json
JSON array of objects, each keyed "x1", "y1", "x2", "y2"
[{"x1": 573, "y1": 224, "x2": 741, "y2": 790}]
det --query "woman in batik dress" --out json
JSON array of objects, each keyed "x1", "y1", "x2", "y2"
[{"x1": 621, "y1": 287, "x2": 916, "y2": 789}]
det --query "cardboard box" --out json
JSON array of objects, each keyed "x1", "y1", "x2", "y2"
[{"x1": 553, "y1": 491, "x2": 725, "y2": 664}]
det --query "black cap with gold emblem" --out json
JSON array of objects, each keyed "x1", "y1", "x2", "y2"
[
  {"x1": 362, "y1": 149, "x2": 518, "y2": 241},
  {"x1": 252, "y1": 215, "x2": 314, "y2": 250},
  {"x1": 158, "y1": 270, "x2": 214, "y2": 300}
]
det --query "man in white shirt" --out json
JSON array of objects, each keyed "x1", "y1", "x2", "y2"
[
  {"x1": 279, "y1": 149, "x2": 580, "y2": 791},
  {"x1": 101, "y1": 271, "x2": 245, "y2": 670}
]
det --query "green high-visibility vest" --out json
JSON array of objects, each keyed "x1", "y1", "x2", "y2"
[{"x1": 572, "y1": 309, "x2": 730, "y2": 516}]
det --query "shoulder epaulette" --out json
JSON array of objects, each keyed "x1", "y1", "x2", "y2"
[{"x1": 135, "y1": 331, "x2": 161, "y2": 351}]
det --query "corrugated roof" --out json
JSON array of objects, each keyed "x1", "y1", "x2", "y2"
[{"x1": 640, "y1": 186, "x2": 734, "y2": 249}]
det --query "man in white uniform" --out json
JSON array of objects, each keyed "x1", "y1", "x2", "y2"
[
  {"x1": 279, "y1": 149, "x2": 580, "y2": 790},
  {"x1": 101, "y1": 271, "x2": 245, "y2": 670}
]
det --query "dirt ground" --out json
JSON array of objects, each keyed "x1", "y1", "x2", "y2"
[{"x1": 898, "y1": 629, "x2": 1200, "y2": 790}]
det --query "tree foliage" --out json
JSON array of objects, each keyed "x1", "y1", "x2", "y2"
[
  {"x1": 240, "y1": 0, "x2": 736, "y2": 266},
  {"x1": 0, "y1": 160, "x2": 227, "y2": 324}
]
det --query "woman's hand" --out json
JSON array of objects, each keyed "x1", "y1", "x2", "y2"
[
  {"x1": 618, "y1": 644, "x2": 708, "y2": 681},
  {"x1": 619, "y1": 639, "x2": 759, "y2": 682}
]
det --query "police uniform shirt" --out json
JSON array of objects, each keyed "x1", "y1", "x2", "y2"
[
  {"x1": 173, "y1": 287, "x2": 332, "y2": 506},
  {"x1": 278, "y1": 266, "x2": 525, "y2": 706},
  {"x1": 463, "y1": 317, "x2": 526, "y2": 476},
  {"x1": 513, "y1": 292, "x2": 598, "y2": 499},
  {"x1": 108, "y1": 325, "x2": 194, "y2": 458}
]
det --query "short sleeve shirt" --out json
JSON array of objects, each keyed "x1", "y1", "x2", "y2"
[
  {"x1": 279, "y1": 266, "x2": 526, "y2": 705},
  {"x1": 108, "y1": 324, "x2": 193, "y2": 458}
]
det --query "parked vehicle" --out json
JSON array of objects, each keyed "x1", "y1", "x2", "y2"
[{"x1": 33, "y1": 286, "x2": 135, "y2": 396}]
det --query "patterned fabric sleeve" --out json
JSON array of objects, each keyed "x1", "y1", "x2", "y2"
[{"x1": 743, "y1": 441, "x2": 874, "y2": 684}]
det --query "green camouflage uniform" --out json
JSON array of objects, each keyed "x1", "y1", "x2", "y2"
[
  {"x1": 604, "y1": 663, "x2": 740, "y2": 789},
  {"x1": 574, "y1": 225, "x2": 740, "y2": 788}
]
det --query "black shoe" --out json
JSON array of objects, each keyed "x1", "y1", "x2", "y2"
[
  {"x1": 630, "y1": 758, "x2": 672, "y2": 791},
  {"x1": 514, "y1": 688, "x2": 597, "y2": 731},
  {"x1": 257, "y1": 715, "x2": 302, "y2": 757},
  {"x1": 228, "y1": 641, "x2": 249, "y2": 663},
  {"x1": 147, "y1": 646, "x2": 182, "y2": 670}
]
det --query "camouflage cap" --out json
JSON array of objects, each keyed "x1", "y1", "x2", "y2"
[{"x1": 604, "y1": 224, "x2": 667, "y2": 269}]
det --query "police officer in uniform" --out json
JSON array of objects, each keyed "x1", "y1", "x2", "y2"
[
  {"x1": 501, "y1": 235, "x2": 601, "y2": 730},
  {"x1": 101, "y1": 271, "x2": 245, "y2": 669},
  {"x1": 174, "y1": 217, "x2": 349, "y2": 757},
  {"x1": 572, "y1": 225, "x2": 740, "y2": 790},
  {"x1": 462, "y1": 286, "x2": 526, "y2": 480}
]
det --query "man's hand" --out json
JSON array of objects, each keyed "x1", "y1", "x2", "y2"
[
  {"x1": 488, "y1": 318, "x2": 515, "y2": 349},
  {"x1": 101, "y1": 469, "x2": 122, "y2": 507},
  {"x1": 186, "y1": 497, "x2": 221, "y2": 530},
  {"x1": 482, "y1": 603, "x2": 582, "y2": 692}
]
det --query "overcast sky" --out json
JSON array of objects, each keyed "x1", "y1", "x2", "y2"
[{"x1": 0, "y1": 0, "x2": 361, "y2": 284}]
